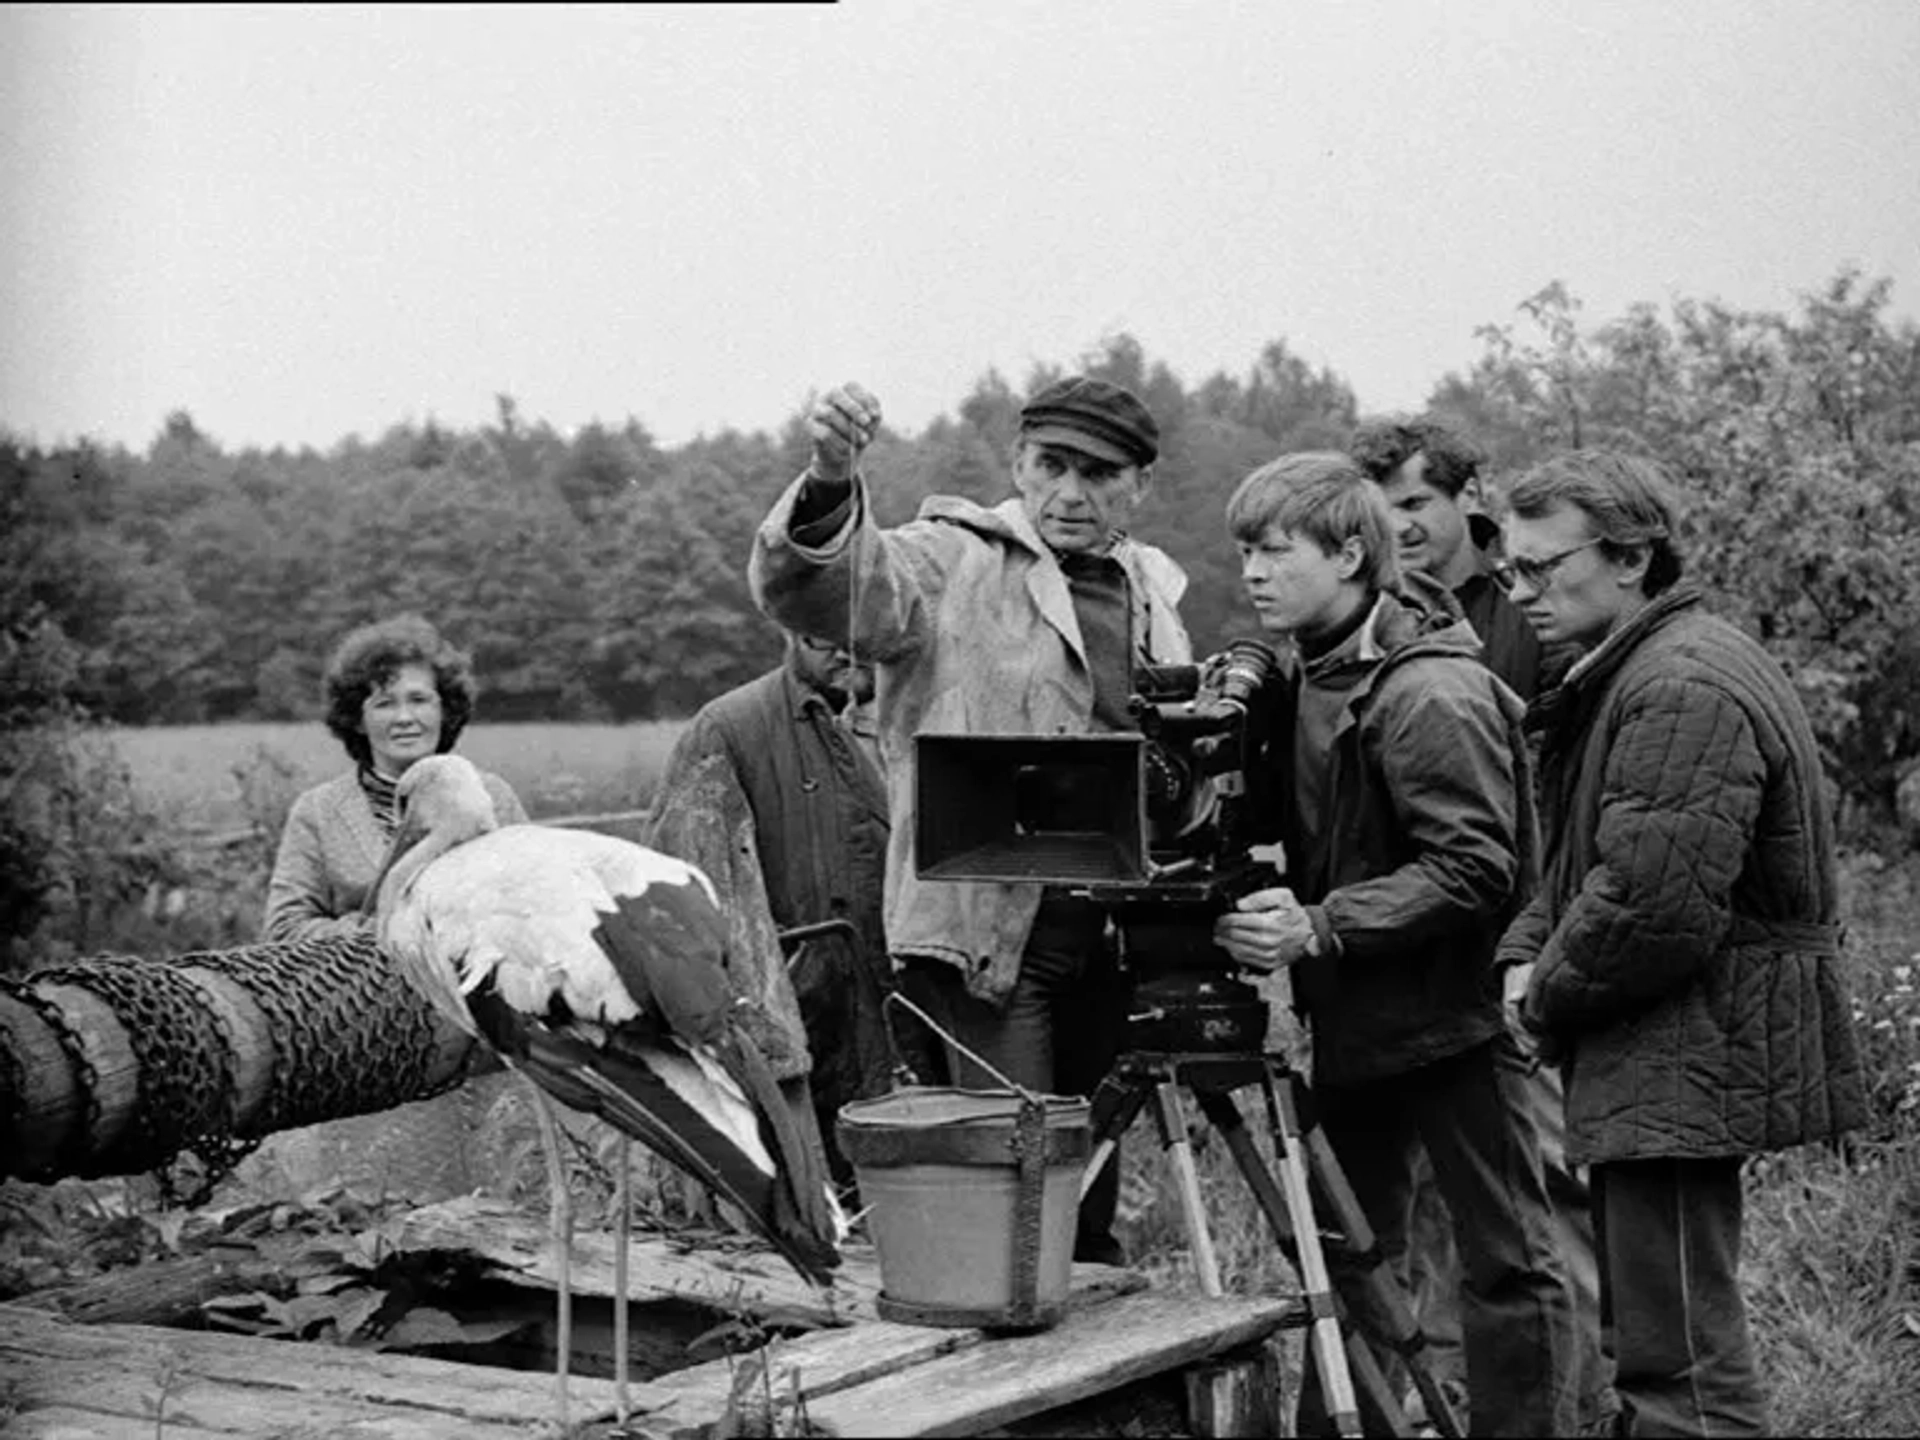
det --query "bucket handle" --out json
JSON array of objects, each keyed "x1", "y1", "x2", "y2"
[
  {"x1": 882, "y1": 990, "x2": 1042, "y2": 1105},
  {"x1": 879, "y1": 990, "x2": 1053, "y2": 1329}
]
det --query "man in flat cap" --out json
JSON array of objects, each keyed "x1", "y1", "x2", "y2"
[{"x1": 750, "y1": 376, "x2": 1191, "y2": 1264}]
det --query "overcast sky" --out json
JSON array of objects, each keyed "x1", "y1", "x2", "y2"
[{"x1": 3, "y1": 1, "x2": 1917, "y2": 454}]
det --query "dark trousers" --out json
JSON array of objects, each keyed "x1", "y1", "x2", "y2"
[
  {"x1": 1406, "y1": 1055, "x2": 1612, "y2": 1429},
  {"x1": 1591, "y1": 1155, "x2": 1765, "y2": 1438},
  {"x1": 1299, "y1": 1038, "x2": 1578, "y2": 1438},
  {"x1": 895, "y1": 896, "x2": 1130, "y2": 1264}
]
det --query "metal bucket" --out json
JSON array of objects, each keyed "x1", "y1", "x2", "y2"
[{"x1": 837, "y1": 1086, "x2": 1091, "y2": 1331}]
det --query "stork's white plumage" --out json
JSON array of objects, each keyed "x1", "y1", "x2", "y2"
[{"x1": 367, "y1": 754, "x2": 843, "y2": 1427}]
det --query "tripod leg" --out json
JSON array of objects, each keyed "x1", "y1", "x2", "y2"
[
  {"x1": 1080, "y1": 1073, "x2": 1152, "y2": 1200},
  {"x1": 1293, "y1": 1093, "x2": 1465, "y2": 1440},
  {"x1": 1150, "y1": 1081, "x2": 1223, "y2": 1295},
  {"x1": 1252, "y1": 1075, "x2": 1365, "y2": 1439}
]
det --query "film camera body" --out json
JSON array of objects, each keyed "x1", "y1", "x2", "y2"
[{"x1": 916, "y1": 640, "x2": 1282, "y2": 1054}]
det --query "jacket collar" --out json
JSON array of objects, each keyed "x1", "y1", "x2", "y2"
[
  {"x1": 917, "y1": 492, "x2": 1188, "y2": 667},
  {"x1": 1304, "y1": 579, "x2": 1485, "y2": 725},
  {"x1": 1528, "y1": 583, "x2": 1703, "y2": 734}
]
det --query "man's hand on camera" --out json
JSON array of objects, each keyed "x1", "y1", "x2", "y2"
[
  {"x1": 809, "y1": 383, "x2": 882, "y2": 486},
  {"x1": 1213, "y1": 886, "x2": 1319, "y2": 971}
]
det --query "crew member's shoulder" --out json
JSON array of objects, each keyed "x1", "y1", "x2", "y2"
[
  {"x1": 1112, "y1": 534, "x2": 1188, "y2": 599},
  {"x1": 915, "y1": 493, "x2": 1026, "y2": 540},
  {"x1": 1622, "y1": 604, "x2": 1789, "y2": 704}
]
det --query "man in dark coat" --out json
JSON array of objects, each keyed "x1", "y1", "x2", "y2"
[
  {"x1": 1497, "y1": 449, "x2": 1867, "y2": 1438},
  {"x1": 1212, "y1": 451, "x2": 1576, "y2": 1437},
  {"x1": 1351, "y1": 416, "x2": 1605, "y2": 1429},
  {"x1": 648, "y1": 627, "x2": 893, "y2": 1188}
]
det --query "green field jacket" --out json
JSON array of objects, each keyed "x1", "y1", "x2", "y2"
[{"x1": 749, "y1": 473, "x2": 1193, "y2": 1005}]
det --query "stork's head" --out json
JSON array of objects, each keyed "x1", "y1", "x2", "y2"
[{"x1": 363, "y1": 753, "x2": 501, "y2": 919}]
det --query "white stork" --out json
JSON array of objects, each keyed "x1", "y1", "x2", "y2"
[{"x1": 365, "y1": 753, "x2": 844, "y2": 1428}]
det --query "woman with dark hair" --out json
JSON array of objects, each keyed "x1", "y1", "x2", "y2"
[{"x1": 264, "y1": 614, "x2": 527, "y2": 943}]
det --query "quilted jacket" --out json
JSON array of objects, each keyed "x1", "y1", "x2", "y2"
[
  {"x1": 1497, "y1": 584, "x2": 1867, "y2": 1165},
  {"x1": 749, "y1": 472, "x2": 1193, "y2": 1005}
]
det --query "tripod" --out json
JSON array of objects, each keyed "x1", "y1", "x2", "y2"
[{"x1": 1082, "y1": 1050, "x2": 1464, "y2": 1439}]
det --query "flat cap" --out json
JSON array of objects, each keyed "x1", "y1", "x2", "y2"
[{"x1": 1019, "y1": 376, "x2": 1159, "y2": 468}]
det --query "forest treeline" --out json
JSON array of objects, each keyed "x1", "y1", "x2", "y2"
[{"x1": 6, "y1": 266, "x2": 1920, "y2": 819}]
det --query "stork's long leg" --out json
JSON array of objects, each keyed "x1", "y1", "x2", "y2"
[
  {"x1": 615, "y1": 1134, "x2": 631, "y2": 1424},
  {"x1": 523, "y1": 1076, "x2": 573, "y2": 1432}
]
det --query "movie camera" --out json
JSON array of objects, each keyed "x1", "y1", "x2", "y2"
[{"x1": 915, "y1": 639, "x2": 1283, "y2": 1053}]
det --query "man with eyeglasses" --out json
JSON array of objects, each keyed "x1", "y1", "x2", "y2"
[
  {"x1": 1350, "y1": 417, "x2": 1605, "y2": 1432},
  {"x1": 1213, "y1": 451, "x2": 1577, "y2": 1437},
  {"x1": 1497, "y1": 450, "x2": 1866, "y2": 1437}
]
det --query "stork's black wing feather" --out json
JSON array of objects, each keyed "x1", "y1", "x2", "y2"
[{"x1": 588, "y1": 872, "x2": 732, "y2": 1044}]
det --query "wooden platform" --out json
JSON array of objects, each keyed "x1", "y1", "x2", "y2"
[{"x1": 1, "y1": 1195, "x2": 1306, "y2": 1438}]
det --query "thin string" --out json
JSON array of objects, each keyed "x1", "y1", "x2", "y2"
[
  {"x1": 839, "y1": 433, "x2": 866, "y2": 742},
  {"x1": 882, "y1": 990, "x2": 1041, "y2": 1103}
]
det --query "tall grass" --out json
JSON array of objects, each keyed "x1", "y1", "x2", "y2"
[
  {"x1": 6, "y1": 720, "x2": 687, "y2": 967},
  {"x1": 108, "y1": 719, "x2": 687, "y2": 833}
]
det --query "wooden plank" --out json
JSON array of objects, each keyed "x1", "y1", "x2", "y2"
[
  {"x1": 619, "y1": 1264, "x2": 1150, "y2": 1433},
  {"x1": 15, "y1": 1236, "x2": 308, "y2": 1327},
  {"x1": 388, "y1": 1194, "x2": 882, "y2": 1326},
  {"x1": 802, "y1": 1289, "x2": 1303, "y2": 1437},
  {"x1": 0, "y1": 1303, "x2": 620, "y2": 1438}
]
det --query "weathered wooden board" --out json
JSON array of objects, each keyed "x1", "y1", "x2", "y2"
[
  {"x1": 2, "y1": 1231, "x2": 1298, "y2": 1439},
  {"x1": 0, "y1": 1302, "x2": 620, "y2": 1439},
  {"x1": 15, "y1": 1236, "x2": 310, "y2": 1327},
  {"x1": 388, "y1": 1193, "x2": 882, "y2": 1326},
  {"x1": 802, "y1": 1290, "x2": 1304, "y2": 1438},
  {"x1": 619, "y1": 1264, "x2": 1153, "y2": 1432}
]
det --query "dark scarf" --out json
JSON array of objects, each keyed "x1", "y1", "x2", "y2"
[{"x1": 357, "y1": 765, "x2": 401, "y2": 837}]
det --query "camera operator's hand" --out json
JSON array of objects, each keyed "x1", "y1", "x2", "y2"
[
  {"x1": 1213, "y1": 887, "x2": 1320, "y2": 971},
  {"x1": 808, "y1": 383, "x2": 883, "y2": 487}
]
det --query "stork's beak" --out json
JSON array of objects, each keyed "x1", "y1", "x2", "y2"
[{"x1": 360, "y1": 818, "x2": 430, "y2": 922}]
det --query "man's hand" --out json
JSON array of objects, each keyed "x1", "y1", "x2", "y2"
[
  {"x1": 1502, "y1": 960, "x2": 1548, "y2": 1061},
  {"x1": 809, "y1": 383, "x2": 883, "y2": 485},
  {"x1": 1212, "y1": 887, "x2": 1319, "y2": 972},
  {"x1": 1501, "y1": 960, "x2": 1534, "y2": 1029}
]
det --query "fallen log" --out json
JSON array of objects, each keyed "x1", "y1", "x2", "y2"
[{"x1": 0, "y1": 935, "x2": 480, "y2": 1192}]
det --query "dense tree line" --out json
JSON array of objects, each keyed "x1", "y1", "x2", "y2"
[
  {"x1": 6, "y1": 267, "x2": 1919, "y2": 821},
  {"x1": 0, "y1": 332, "x2": 1357, "y2": 729}
]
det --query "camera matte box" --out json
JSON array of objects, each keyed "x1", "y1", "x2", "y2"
[{"x1": 914, "y1": 733, "x2": 1149, "y2": 884}]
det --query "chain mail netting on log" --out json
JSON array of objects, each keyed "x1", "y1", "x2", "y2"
[{"x1": 0, "y1": 934, "x2": 462, "y2": 1204}]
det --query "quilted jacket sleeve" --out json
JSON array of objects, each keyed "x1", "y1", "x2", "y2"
[
  {"x1": 1527, "y1": 675, "x2": 1766, "y2": 1036},
  {"x1": 1496, "y1": 891, "x2": 1553, "y2": 971}
]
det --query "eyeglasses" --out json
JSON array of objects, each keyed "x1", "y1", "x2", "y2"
[{"x1": 1496, "y1": 537, "x2": 1606, "y2": 592}]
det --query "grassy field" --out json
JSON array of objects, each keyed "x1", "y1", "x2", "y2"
[{"x1": 108, "y1": 719, "x2": 689, "y2": 834}]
